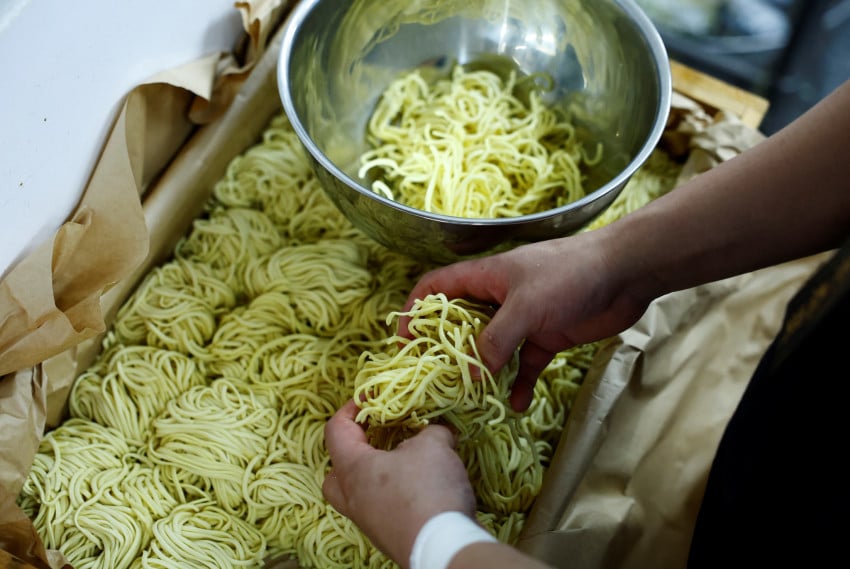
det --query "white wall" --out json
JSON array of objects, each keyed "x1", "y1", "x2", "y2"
[{"x1": 0, "y1": 0, "x2": 244, "y2": 277}]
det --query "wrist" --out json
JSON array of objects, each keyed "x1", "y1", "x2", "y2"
[
  {"x1": 409, "y1": 511, "x2": 497, "y2": 569},
  {"x1": 593, "y1": 209, "x2": 670, "y2": 305}
]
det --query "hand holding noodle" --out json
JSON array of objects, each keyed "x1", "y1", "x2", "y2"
[
  {"x1": 403, "y1": 81, "x2": 850, "y2": 413},
  {"x1": 323, "y1": 400, "x2": 554, "y2": 569},
  {"x1": 400, "y1": 237, "x2": 640, "y2": 412},
  {"x1": 354, "y1": 293, "x2": 518, "y2": 445},
  {"x1": 323, "y1": 292, "x2": 576, "y2": 566},
  {"x1": 322, "y1": 400, "x2": 476, "y2": 569},
  {"x1": 340, "y1": 78, "x2": 850, "y2": 568}
]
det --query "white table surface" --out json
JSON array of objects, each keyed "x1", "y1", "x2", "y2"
[{"x1": 0, "y1": 0, "x2": 244, "y2": 278}]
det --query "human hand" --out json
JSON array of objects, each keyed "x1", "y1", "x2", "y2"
[
  {"x1": 400, "y1": 232, "x2": 650, "y2": 411},
  {"x1": 322, "y1": 400, "x2": 478, "y2": 569}
]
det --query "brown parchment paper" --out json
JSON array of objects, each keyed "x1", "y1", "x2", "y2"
[{"x1": 0, "y1": 2, "x2": 814, "y2": 567}]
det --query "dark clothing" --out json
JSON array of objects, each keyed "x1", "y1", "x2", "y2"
[{"x1": 688, "y1": 240, "x2": 850, "y2": 567}]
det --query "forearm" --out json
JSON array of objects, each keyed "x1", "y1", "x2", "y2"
[{"x1": 600, "y1": 79, "x2": 850, "y2": 303}]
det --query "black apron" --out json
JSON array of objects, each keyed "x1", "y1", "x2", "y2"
[{"x1": 688, "y1": 239, "x2": 850, "y2": 567}]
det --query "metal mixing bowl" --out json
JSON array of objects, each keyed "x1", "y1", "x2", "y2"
[{"x1": 277, "y1": 0, "x2": 671, "y2": 263}]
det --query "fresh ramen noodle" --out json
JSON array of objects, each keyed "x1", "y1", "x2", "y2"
[
  {"x1": 359, "y1": 64, "x2": 603, "y2": 218},
  {"x1": 354, "y1": 293, "x2": 517, "y2": 444},
  {"x1": 18, "y1": 107, "x2": 677, "y2": 569}
]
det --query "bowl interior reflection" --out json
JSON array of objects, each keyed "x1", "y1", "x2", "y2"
[{"x1": 279, "y1": 0, "x2": 671, "y2": 262}]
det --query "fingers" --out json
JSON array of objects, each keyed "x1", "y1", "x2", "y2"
[
  {"x1": 510, "y1": 342, "x2": 556, "y2": 412},
  {"x1": 324, "y1": 399, "x2": 371, "y2": 471},
  {"x1": 323, "y1": 400, "x2": 373, "y2": 516},
  {"x1": 399, "y1": 252, "x2": 557, "y2": 413},
  {"x1": 399, "y1": 260, "x2": 507, "y2": 337},
  {"x1": 472, "y1": 302, "x2": 531, "y2": 374},
  {"x1": 401, "y1": 261, "x2": 523, "y2": 375}
]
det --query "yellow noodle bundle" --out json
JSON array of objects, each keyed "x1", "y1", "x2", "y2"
[
  {"x1": 18, "y1": 104, "x2": 677, "y2": 568},
  {"x1": 351, "y1": 293, "x2": 557, "y2": 517},
  {"x1": 244, "y1": 454, "x2": 326, "y2": 556},
  {"x1": 113, "y1": 258, "x2": 237, "y2": 356},
  {"x1": 174, "y1": 206, "x2": 284, "y2": 291},
  {"x1": 353, "y1": 293, "x2": 517, "y2": 443},
  {"x1": 18, "y1": 419, "x2": 143, "y2": 569},
  {"x1": 359, "y1": 64, "x2": 602, "y2": 218},
  {"x1": 69, "y1": 345, "x2": 206, "y2": 446},
  {"x1": 146, "y1": 379, "x2": 278, "y2": 512},
  {"x1": 133, "y1": 499, "x2": 267, "y2": 569}
]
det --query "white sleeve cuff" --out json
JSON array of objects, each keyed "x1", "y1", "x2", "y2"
[{"x1": 409, "y1": 511, "x2": 498, "y2": 569}]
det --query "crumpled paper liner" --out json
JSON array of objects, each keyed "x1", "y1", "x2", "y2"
[
  {"x1": 0, "y1": 3, "x2": 793, "y2": 566},
  {"x1": 0, "y1": 2, "x2": 292, "y2": 567},
  {"x1": 662, "y1": 91, "x2": 767, "y2": 184}
]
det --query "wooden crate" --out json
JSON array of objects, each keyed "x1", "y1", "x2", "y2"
[{"x1": 670, "y1": 60, "x2": 771, "y2": 129}]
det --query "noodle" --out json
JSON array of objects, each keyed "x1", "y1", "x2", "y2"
[
  {"x1": 461, "y1": 420, "x2": 548, "y2": 516},
  {"x1": 19, "y1": 419, "x2": 140, "y2": 569},
  {"x1": 146, "y1": 379, "x2": 278, "y2": 513},
  {"x1": 18, "y1": 105, "x2": 676, "y2": 568},
  {"x1": 359, "y1": 65, "x2": 602, "y2": 218},
  {"x1": 113, "y1": 258, "x2": 236, "y2": 356},
  {"x1": 241, "y1": 240, "x2": 373, "y2": 334},
  {"x1": 133, "y1": 499, "x2": 267, "y2": 569},
  {"x1": 244, "y1": 452, "x2": 326, "y2": 554},
  {"x1": 353, "y1": 294, "x2": 517, "y2": 442},
  {"x1": 69, "y1": 345, "x2": 206, "y2": 447},
  {"x1": 174, "y1": 206, "x2": 284, "y2": 292}
]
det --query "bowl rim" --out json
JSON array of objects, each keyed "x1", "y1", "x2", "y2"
[{"x1": 277, "y1": 0, "x2": 672, "y2": 228}]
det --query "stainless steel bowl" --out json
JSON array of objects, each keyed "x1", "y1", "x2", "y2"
[{"x1": 277, "y1": 0, "x2": 671, "y2": 263}]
